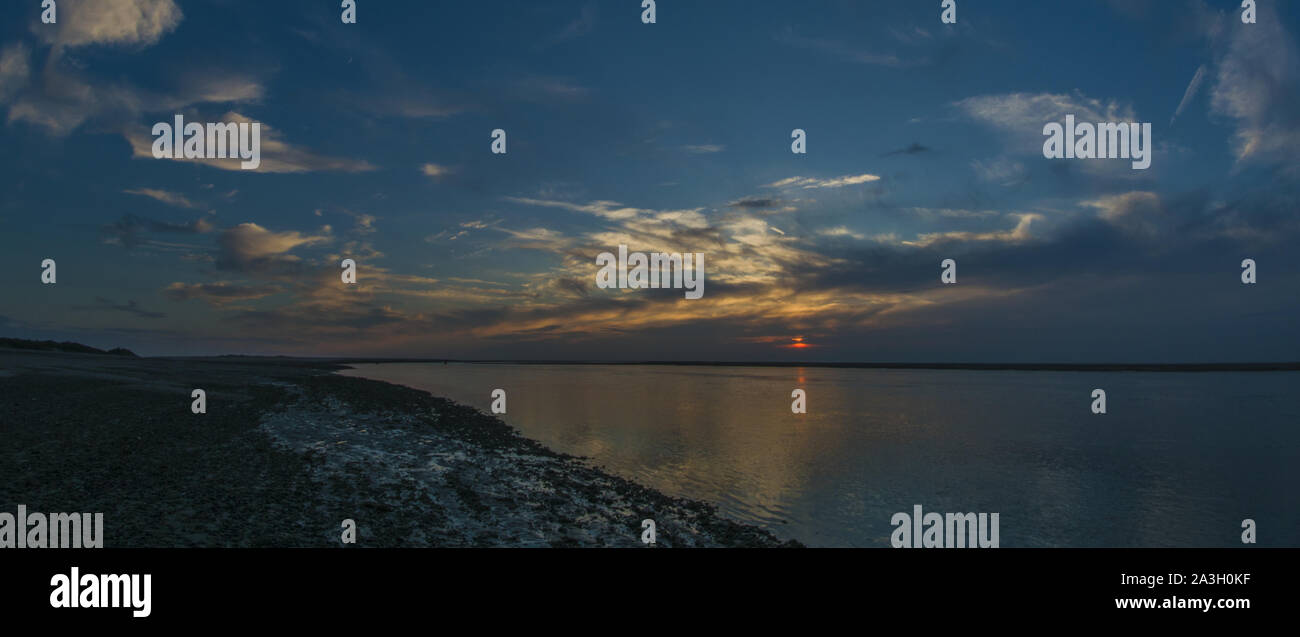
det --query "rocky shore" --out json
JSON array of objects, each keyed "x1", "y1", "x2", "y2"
[{"x1": 0, "y1": 349, "x2": 799, "y2": 548}]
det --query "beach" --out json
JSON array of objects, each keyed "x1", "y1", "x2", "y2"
[{"x1": 0, "y1": 349, "x2": 797, "y2": 548}]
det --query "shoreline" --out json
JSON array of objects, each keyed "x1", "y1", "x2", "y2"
[{"x1": 0, "y1": 350, "x2": 798, "y2": 548}]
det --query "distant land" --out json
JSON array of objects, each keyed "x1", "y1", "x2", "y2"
[
  {"x1": 4, "y1": 338, "x2": 1297, "y2": 372},
  {"x1": 0, "y1": 338, "x2": 137, "y2": 357},
  {"x1": 214, "y1": 357, "x2": 1300, "y2": 373}
]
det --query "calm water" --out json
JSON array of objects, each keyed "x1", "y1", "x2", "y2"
[{"x1": 339, "y1": 363, "x2": 1300, "y2": 547}]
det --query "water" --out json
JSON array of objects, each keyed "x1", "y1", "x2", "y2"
[{"x1": 339, "y1": 363, "x2": 1300, "y2": 547}]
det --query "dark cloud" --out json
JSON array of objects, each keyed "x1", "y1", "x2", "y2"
[
  {"x1": 163, "y1": 282, "x2": 281, "y2": 305},
  {"x1": 226, "y1": 304, "x2": 409, "y2": 333},
  {"x1": 727, "y1": 197, "x2": 782, "y2": 210},
  {"x1": 881, "y1": 142, "x2": 931, "y2": 157},
  {"x1": 551, "y1": 277, "x2": 590, "y2": 298},
  {"x1": 101, "y1": 214, "x2": 213, "y2": 248},
  {"x1": 74, "y1": 298, "x2": 166, "y2": 320}
]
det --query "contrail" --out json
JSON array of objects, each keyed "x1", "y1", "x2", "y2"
[{"x1": 1171, "y1": 64, "x2": 1207, "y2": 126}]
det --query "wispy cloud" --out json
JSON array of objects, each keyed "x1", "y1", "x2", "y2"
[
  {"x1": 512, "y1": 76, "x2": 591, "y2": 103},
  {"x1": 763, "y1": 174, "x2": 881, "y2": 190},
  {"x1": 0, "y1": 44, "x2": 30, "y2": 101},
  {"x1": 75, "y1": 297, "x2": 166, "y2": 319},
  {"x1": 901, "y1": 213, "x2": 1041, "y2": 247},
  {"x1": 123, "y1": 188, "x2": 196, "y2": 209},
  {"x1": 421, "y1": 163, "x2": 454, "y2": 180},
  {"x1": 954, "y1": 91, "x2": 1137, "y2": 143},
  {"x1": 216, "y1": 222, "x2": 331, "y2": 272},
  {"x1": 163, "y1": 281, "x2": 280, "y2": 306},
  {"x1": 776, "y1": 28, "x2": 910, "y2": 67},
  {"x1": 101, "y1": 214, "x2": 213, "y2": 248},
  {"x1": 548, "y1": 3, "x2": 597, "y2": 45},
  {"x1": 970, "y1": 157, "x2": 1027, "y2": 187},
  {"x1": 124, "y1": 112, "x2": 377, "y2": 173}
]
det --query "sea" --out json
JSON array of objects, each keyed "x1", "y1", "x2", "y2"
[{"x1": 339, "y1": 363, "x2": 1300, "y2": 547}]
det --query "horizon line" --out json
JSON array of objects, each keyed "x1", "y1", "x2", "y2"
[{"x1": 173, "y1": 356, "x2": 1300, "y2": 372}]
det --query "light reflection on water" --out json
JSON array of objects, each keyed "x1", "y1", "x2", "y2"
[{"x1": 339, "y1": 363, "x2": 1300, "y2": 547}]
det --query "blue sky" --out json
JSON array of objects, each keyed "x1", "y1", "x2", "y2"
[{"x1": 1, "y1": 0, "x2": 1297, "y2": 361}]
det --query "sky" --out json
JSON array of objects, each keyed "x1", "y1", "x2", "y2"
[{"x1": 0, "y1": 0, "x2": 1297, "y2": 362}]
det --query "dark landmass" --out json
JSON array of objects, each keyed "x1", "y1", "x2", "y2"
[
  {"x1": 0, "y1": 337, "x2": 137, "y2": 357},
  {"x1": 0, "y1": 349, "x2": 797, "y2": 548}
]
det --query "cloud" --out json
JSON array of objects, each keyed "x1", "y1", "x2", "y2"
[
  {"x1": 906, "y1": 207, "x2": 1001, "y2": 220},
  {"x1": 8, "y1": 2, "x2": 1299, "y2": 362},
  {"x1": 0, "y1": 44, "x2": 30, "y2": 101},
  {"x1": 125, "y1": 175, "x2": 1300, "y2": 362},
  {"x1": 102, "y1": 214, "x2": 213, "y2": 248},
  {"x1": 75, "y1": 297, "x2": 166, "y2": 319},
  {"x1": 500, "y1": 226, "x2": 568, "y2": 244},
  {"x1": 421, "y1": 163, "x2": 454, "y2": 179},
  {"x1": 216, "y1": 223, "x2": 331, "y2": 271},
  {"x1": 890, "y1": 26, "x2": 935, "y2": 45},
  {"x1": 421, "y1": 184, "x2": 1293, "y2": 358},
  {"x1": 364, "y1": 95, "x2": 465, "y2": 119},
  {"x1": 970, "y1": 157, "x2": 1027, "y2": 187},
  {"x1": 340, "y1": 210, "x2": 377, "y2": 235},
  {"x1": 549, "y1": 3, "x2": 597, "y2": 44},
  {"x1": 38, "y1": 0, "x2": 183, "y2": 49},
  {"x1": 503, "y1": 195, "x2": 830, "y2": 293},
  {"x1": 728, "y1": 197, "x2": 781, "y2": 210},
  {"x1": 224, "y1": 303, "x2": 410, "y2": 335},
  {"x1": 327, "y1": 42, "x2": 469, "y2": 120},
  {"x1": 4, "y1": 41, "x2": 264, "y2": 137},
  {"x1": 425, "y1": 220, "x2": 495, "y2": 243},
  {"x1": 1083, "y1": 191, "x2": 1168, "y2": 237},
  {"x1": 881, "y1": 142, "x2": 931, "y2": 157},
  {"x1": 504, "y1": 197, "x2": 690, "y2": 222},
  {"x1": 123, "y1": 188, "x2": 195, "y2": 209},
  {"x1": 512, "y1": 76, "x2": 591, "y2": 103},
  {"x1": 902, "y1": 213, "x2": 1042, "y2": 248},
  {"x1": 125, "y1": 112, "x2": 377, "y2": 173},
  {"x1": 163, "y1": 282, "x2": 280, "y2": 305},
  {"x1": 763, "y1": 174, "x2": 881, "y2": 189},
  {"x1": 954, "y1": 91, "x2": 1137, "y2": 152},
  {"x1": 954, "y1": 91, "x2": 1157, "y2": 178},
  {"x1": 172, "y1": 75, "x2": 264, "y2": 105},
  {"x1": 776, "y1": 28, "x2": 910, "y2": 67},
  {"x1": 1208, "y1": 4, "x2": 1300, "y2": 170},
  {"x1": 819, "y1": 226, "x2": 868, "y2": 240}
]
